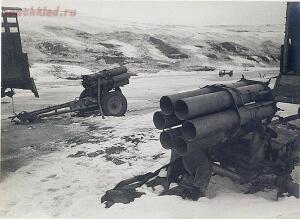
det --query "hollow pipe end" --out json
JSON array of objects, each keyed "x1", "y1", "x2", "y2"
[
  {"x1": 174, "y1": 100, "x2": 189, "y2": 120},
  {"x1": 182, "y1": 121, "x2": 197, "y2": 141},
  {"x1": 153, "y1": 111, "x2": 165, "y2": 130},
  {"x1": 160, "y1": 131, "x2": 173, "y2": 149},
  {"x1": 160, "y1": 96, "x2": 174, "y2": 115}
]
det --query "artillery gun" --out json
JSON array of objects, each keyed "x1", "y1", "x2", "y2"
[
  {"x1": 151, "y1": 2, "x2": 300, "y2": 199},
  {"x1": 102, "y1": 3, "x2": 299, "y2": 206},
  {"x1": 102, "y1": 76, "x2": 299, "y2": 207},
  {"x1": 11, "y1": 66, "x2": 130, "y2": 123},
  {"x1": 155, "y1": 77, "x2": 299, "y2": 199}
]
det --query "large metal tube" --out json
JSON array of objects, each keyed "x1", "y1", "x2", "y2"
[
  {"x1": 173, "y1": 136, "x2": 200, "y2": 156},
  {"x1": 160, "y1": 80, "x2": 250, "y2": 115},
  {"x1": 88, "y1": 66, "x2": 128, "y2": 79},
  {"x1": 173, "y1": 132, "x2": 227, "y2": 156},
  {"x1": 160, "y1": 127, "x2": 182, "y2": 149},
  {"x1": 182, "y1": 102, "x2": 275, "y2": 141},
  {"x1": 105, "y1": 66, "x2": 128, "y2": 76},
  {"x1": 173, "y1": 127, "x2": 252, "y2": 156},
  {"x1": 153, "y1": 111, "x2": 182, "y2": 130},
  {"x1": 175, "y1": 83, "x2": 270, "y2": 120},
  {"x1": 114, "y1": 79, "x2": 129, "y2": 88}
]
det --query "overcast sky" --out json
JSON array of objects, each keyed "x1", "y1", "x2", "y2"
[{"x1": 2, "y1": 0, "x2": 286, "y2": 26}]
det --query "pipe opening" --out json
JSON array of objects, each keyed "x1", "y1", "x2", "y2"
[
  {"x1": 182, "y1": 121, "x2": 197, "y2": 141},
  {"x1": 174, "y1": 100, "x2": 189, "y2": 120},
  {"x1": 160, "y1": 131, "x2": 173, "y2": 149},
  {"x1": 173, "y1": 137, "x2": 188, "y2": 156},
  {"x1": 153, "y1": 112, "x2": 166, "y2": 130},
  {"x1": 160, "y1": 96, "x2": 174, "y2": 115}
]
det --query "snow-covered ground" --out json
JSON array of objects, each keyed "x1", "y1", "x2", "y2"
[
  {"x1": 1, "y1": 63, "x2": 299, "y2": 218},
  {"x1": 1, "y1": 8, "x2": 299, "y2": 219}
]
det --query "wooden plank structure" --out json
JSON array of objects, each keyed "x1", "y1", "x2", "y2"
[{"x1": 1, "y1": 7, "x2": 39, "y2": 97}]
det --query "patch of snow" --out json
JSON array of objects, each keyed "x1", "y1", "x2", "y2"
[
  {"x1": 30, "y1": 63, "x2": 93, "y2": 82},
  {"x1": 180, "y1": 44, "x2": 199, "y2": 53},
  {"x1": 147, "y1": 44, "x2": 172, "y2": 61},
  {"x1": 276, "y1": 102, "x2": 299, "y2": 117}
]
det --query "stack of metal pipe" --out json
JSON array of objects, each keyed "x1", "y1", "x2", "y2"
[{"x1": 153, "y1": 79, "x2": 276, "y2": 156}]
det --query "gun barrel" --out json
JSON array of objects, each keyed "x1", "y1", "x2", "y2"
[
  {"x1": 182, "y1": 101, "x2": 275, "y2": 141},
  {"x1": 160, "y1": 80, "x2": 250, "y2": 115},
  {"x1": 175, "y1": 83, "x2": 270, "y2": 120},
  {"x1": 106, "y1": 66, "x2": 128, "y2": 76},
  {"x1": 113, "y1": 73, "x2": 130, "y2": 84},
  {"x1": 173, "y1": 132, "x2": 228, "y2": 156},
  {"x1": 82, "y1": 66, "x2": 128, "y2": 81},
  {"x1": 160, "y1": 127, "x2": 182, "y2": 149},
  {"x1": 153, "y1": 111, "x2": 182, "y2": 130}
]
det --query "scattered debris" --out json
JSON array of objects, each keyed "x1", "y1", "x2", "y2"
[
  {"x1": 152, "y1": 153, "x2": 165, "y2": 160},
  {"x1": 121, "y1": 135, "x2": 146, "y2": 145}
]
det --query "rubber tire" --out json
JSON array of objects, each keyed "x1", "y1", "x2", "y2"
[{"x1": 102, "y1": 91, "x2": 127, "y2": 116}]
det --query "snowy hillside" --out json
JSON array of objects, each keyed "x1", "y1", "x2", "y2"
[{"x1": 18, "y1": 15, "x2": 284, "y2": 75}]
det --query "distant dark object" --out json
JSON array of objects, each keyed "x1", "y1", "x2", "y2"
[
  {"x1": 187, "y1": 66, "x2": 215, "y2": 72},
  {"x1": 219, "y1": 69, "x2": 233, "y2": 77},
  {"x1": 1, "y1": 7, "x2": 39, "y2": 98},
  {"x1": 11, "y1": 66, "x2": 130, "y2": 123}
]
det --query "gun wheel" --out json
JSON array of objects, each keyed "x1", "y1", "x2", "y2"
[{"x1": 102, "y1": 91, "x2": 127, "y2": 116}]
